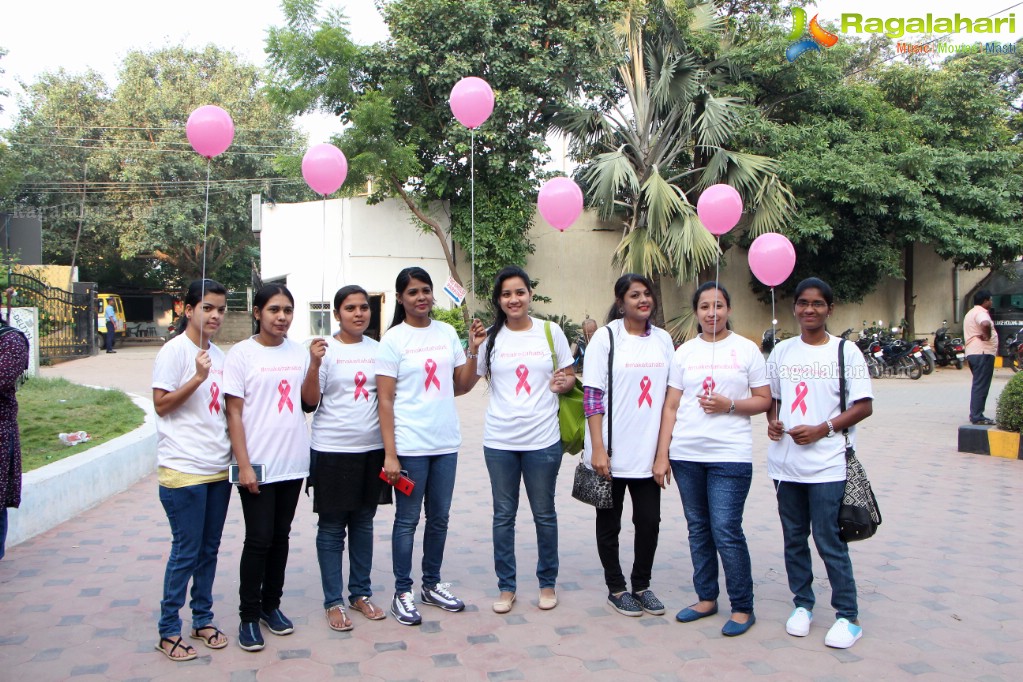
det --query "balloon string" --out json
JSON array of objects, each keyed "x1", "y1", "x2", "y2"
[
  {"x1": 199, "y1": 157, "x2": 211, "y2": 350},
  {"x1": 321, "y1": 195, "x2": 327, "y2": 337},
  {"x1": 771, "y1": 286, "x2": 777, "y2": 355},
  {"x1": 709, "y1": 234, "x2": 721, "y2": 388},
  {"x1": 470, "y1": 128, "x2": 476, "y2": 314}
]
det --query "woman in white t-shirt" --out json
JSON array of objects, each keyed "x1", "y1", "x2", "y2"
[
  {"x1": 152, "y1": 279, "x2": 231, "y2": 661},
  {"x1": 376, "y1": 267, "x2": 486, "y2": 627},
  {"x1": 766, "y1": 277, "x2": 874, "y2": 650},
  {"x1": 477, "y1": 266, "x2": 575, "y2": 614},
  {"x1": 653, "y1": 283, "x2": 771, "y2": 637},
  {"x1": 224, "y1": 284, "x2": 323, "y2": 652},
  {"x1": 583, "y1": 274, "x2": 674, "y2": 618},
  {"x1": 300, "y1": 285, "x2": 388, "y2": 631}
]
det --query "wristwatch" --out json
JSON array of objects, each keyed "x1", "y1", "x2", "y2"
[
  {"x1": 728, "y1": 400, "x2": 736, "y2": 414},
  {"x1": 825, "y1": 419, "x2": 835, "y2": 438}
]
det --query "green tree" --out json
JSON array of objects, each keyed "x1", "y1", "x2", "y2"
[
  {"x1": 736, "y1": 27, "x2": 1023, "y2": 333},
  {"x1": 4, "y1": 46, "x2": 305, "y2": 289},
  {"x1": 266, "y1": 0, "x2": 625, "y2": 302},
  {"x1": 553, "y1": 0, "x2": 795, "y2": 329}
]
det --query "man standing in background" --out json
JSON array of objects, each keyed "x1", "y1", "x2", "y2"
[
  {"x1": 963, "y1": 290, "x2": 997, "y2": 425},
  {"x1": 104, "y1": 300, "x2": 117, "y2": 354}
]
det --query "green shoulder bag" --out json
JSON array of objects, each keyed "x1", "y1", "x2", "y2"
[{"x1": 545, "y1": 321, "x2": 586, "y2": 455}]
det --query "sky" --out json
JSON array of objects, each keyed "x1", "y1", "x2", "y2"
[{"x1": 1, "y1": 0, "x2": 1020, "y2": 139}]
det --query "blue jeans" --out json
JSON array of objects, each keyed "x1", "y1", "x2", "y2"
[
  {"x1": 392, "y1": 453, "x2": 457, "y2": 593},
  {"x1": 158, "y1": 480, "x2": 232, "y2": 637},
  {"x1": 317, "y1": 506, "x2": 377, "y2": 609},
  {"x1": 671, "y1": 460, "x2": 753, "y2": 613},
  {"x1": 774, "y1": 479, "x2": 858, "y2": 621},
  {"x1": 968, "y1": 354, "x2": 995, "y2": 422},
  {"x1": 484, "y1": 443, "x2": 561, "y2": 592}
]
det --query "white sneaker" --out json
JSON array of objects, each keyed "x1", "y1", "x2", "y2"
[
  {"x1": 785, "y1": 607, "x2": 813, "y2": 637},
  {"x1": 420, "y1": 583, "x2": 465, "y2": 612},
  {"x1": 825, "y1": 618, "x2": 862, "y2": 649}
]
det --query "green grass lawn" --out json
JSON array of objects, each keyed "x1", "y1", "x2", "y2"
[{"x1": 18, "y1": 377, "x2": 146, "y2": 472}]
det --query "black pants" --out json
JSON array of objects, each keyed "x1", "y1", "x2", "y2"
[
  {"x1": 237, "y1": 478, "x2": 303, "y2": 622},
  {"x1": 105, "y1": 325, "x2": 115, "y2": 352},
  {"x1": 967, "y1": 354, "x2": 995, "y2": 422},
  {"x1": 595, "y1": 476, "x2": 661, "y2": 594}
]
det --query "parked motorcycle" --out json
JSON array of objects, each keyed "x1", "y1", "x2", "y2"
[
  {"x1": 1006, "y1": 326, "x2": 1023, "y2": 373},
  {"x1": 933, "y1": 320, "x2": 965, "y2": 370},
  {"x1": 910, "y1": 336, "x2": 937, "y2": 375}
]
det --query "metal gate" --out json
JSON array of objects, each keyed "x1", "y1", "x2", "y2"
[{"x1": 8, "y1": 273, "x2": 96, "y2": 360}]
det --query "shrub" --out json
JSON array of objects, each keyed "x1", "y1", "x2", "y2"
[
  {"x1": 430, "y1": 306, "x2": 467, "y2": 338},
  {"x1": 995, "y1": 371, "x2": 1023, "y2": 433}
]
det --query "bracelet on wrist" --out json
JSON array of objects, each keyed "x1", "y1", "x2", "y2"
[{"x1": 465, "y1": 350, "x2": 478, "y2": 359}]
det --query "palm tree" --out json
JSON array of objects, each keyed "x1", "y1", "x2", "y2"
[{"x1": 553, "y1": 0, "x2": 794, "y2": 333}]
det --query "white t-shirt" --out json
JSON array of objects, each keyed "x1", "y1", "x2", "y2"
[
  {"x1": 311, "y1": 336, "x2": 384, "y2": 453},
  {"x1": 152, "y1": 334, "x2": 231, "y2": 474},
  {"x1": 376, "y1": 320, "x2": 465, "y2": 456},
  {"x1": 582, "y1": 320, "x2": 674, "y2": 478},
  {"x1": 477, "y1": 317, "x2": 574, "y2": 450},
  {"x1": 223, "y1": 337, "x2": 311, "y2": 484},
  {"x1": 767, "y1": 334, "x2": 874, "y2": 483},
  {"x1": 667, "y1": 332, "x2": 769, "y2": 463}
]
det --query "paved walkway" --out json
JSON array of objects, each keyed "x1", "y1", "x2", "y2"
[{"x1": 1, "y1": 348, "x2": 1020, "y2": 680}]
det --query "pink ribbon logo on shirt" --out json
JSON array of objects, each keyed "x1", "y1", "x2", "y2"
[
  {"x1": 515, "y1": 364, "x2": 531, "y2": 395},
  {"x1": 353, "y1": 371, "x2": 369, "y2": 401},
  {"x1": 702, "y1": 376, "x2": 715, "y2": 395},
  {"x1": 638, "y1": 376, "x2": 653, "y2": 407},
  {"x1": 209, "y1": 382, "x2": 221, "y2": 415},
  {"x1": 424, "y1": 359, "x2": 441, "y2": 391},
  {"x1": 791, "y1": 381, "x2": 808, "y2": 415},
  {"x1": 277, "y1": 379, "x2": 294, "y2": 413}
]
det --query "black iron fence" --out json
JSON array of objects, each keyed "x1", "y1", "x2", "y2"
[{"x1": 9, "y1": 273, "x2": 96, "y2": 360}]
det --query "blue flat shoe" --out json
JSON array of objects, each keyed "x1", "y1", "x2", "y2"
[
  {"x1": 675, "y1": 603, "x2": 718, "y2": 623},
  {"x1": 721, "y1": 613, "x2": 756, "y2": 637}
]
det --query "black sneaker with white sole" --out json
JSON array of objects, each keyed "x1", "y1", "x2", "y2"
[
  {"x1": 391, "y1": 591, "x2": 423, "y2": 626},
  {"x1": 632, "y1": 589, "x2": 665, "y2": 615},
  {"x1": 420, "y1": 583, "x2": 465, "y2": 612},
  {"x1": 607, "y1": 591, "x2": 644, "y2": 616},
  {"x1": 259, "y1": 608, "x2": 294, "y2": 635},
  {"x1": 238, "y1": 621, "x2": 265, "y2": 651}
]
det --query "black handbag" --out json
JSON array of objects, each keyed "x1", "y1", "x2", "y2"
[
  {"x1": 836, "y1": 340, "x2": 882, "y2": 542},
  {"x1": 571, "y1": 329, "x2": 614, "y2": 509}
]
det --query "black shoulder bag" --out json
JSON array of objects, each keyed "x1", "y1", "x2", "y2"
[
  {"x1": 837, "y1": 339, "x2": 882, "y2": 542},
  {"x1": 571, "y1": 328, "x2": 614, "y2": 509}
]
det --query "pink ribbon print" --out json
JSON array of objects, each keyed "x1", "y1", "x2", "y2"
[
  {"x1": 277, "y1": 379, "x2": 294, "y2": 413},
  {"x1": 702, "y1": 376, "x2": 716, "y2": 396},
  {"x1": 208, "y1": 382, "x2": 221, "y2": 415},
  {"x1": 791, "y1": 381, "x2": 808, "y2": 415},
  {"x1": 353, "y1": 371, "x2": 369, "y2": 401},
  {"x1": 515, "y1": 364, "x2": 531, "y2": 395},
  {"x1": 424, "y1": 359, "x2": 441, "y2": 392},
  {"x1": 638, "y1": 376, "x2": 653, "y2": 408}
]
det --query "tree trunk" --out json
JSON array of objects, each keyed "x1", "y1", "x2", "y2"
[
  {"x1": 390, "y1": 178, "x2": 471, "y2": 326},
  {"x1": 652, "y1": 270, "x2": 667, "y2": 329},
  {"x1": 903, "y1": 244, "x2": 916, "y2": 339}
]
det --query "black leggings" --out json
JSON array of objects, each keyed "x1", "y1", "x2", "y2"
[
  {"x1": 595, "y1": 476, "x2": 661, "y2": 594},
  {"x1": 237, "y1": 479, "x2": 303, "y2": 622}
]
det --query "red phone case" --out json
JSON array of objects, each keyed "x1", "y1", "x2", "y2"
[{"x1": 379, "y1": 468, "x2": 415, "y2": 496}]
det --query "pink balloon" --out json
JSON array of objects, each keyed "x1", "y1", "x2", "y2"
[
  {"x1": 186, "y1": 105, "x2": 234, "y2": 158},
  {"x1": 748, "y1": 232, "x2": 796, "y2": 287},
  {"x1": 538, "y1": 177, "x2": 584, "y2": 231},
  {"x1": 449, "y1": 77, "x2": 495, "y2": 129},
  {"x1": 697, "y1": 184, "x2": 743, "y2": 235},
  {"x1": 302, "y1": 144, "x2": 348, "y2": 196}
]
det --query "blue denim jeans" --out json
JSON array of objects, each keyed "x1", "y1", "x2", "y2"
[
  {"x1": 968, "y1": 354, "x2": 995, "y2": 422},
  {"x1": 158, "y1": 480, "x2": 232, "y2": 637},
  {"x1": 316, "y1": 506, "x2": 377, "y2": 609},
  {"x1": 392, "y1": 453, "x2": 457, "y2": 593},
  {"x1": 774, "y1": 479, "x2": 858, "y2": 621},
  {"x1": 484, "y1": 443, "x2": 561, "y2": 592},
  {"x1": 671, "y1": 460, "x2": 753, "y2": 613}
]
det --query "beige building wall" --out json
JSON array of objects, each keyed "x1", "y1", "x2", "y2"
[{"x1": 518, "y1": 209, "x2": 990, "y2": 343}]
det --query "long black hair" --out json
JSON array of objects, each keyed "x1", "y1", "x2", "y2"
[
  {"x1": 252, "y1": 283, "x2": 294, "y2": 334},
  {"x1": 177, "y1": 279, "x2": 228, "y2": 334},
  {"x1": 605, "y1": 273, "x2": 657, "y2": 325},
  {"x1": 483, "y1": 266, "x2": 532, "y2": 384},
  {"x1": 691, "y1": 281, "x2": 732, "y2": 334},
  {"x1": 389, "y1": 267, "x2": 433, "y2": 329}
]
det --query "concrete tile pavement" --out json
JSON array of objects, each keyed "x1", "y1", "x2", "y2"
[{"x1": 1, "y1": 348, "x2": 1020, "y2": 680}]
